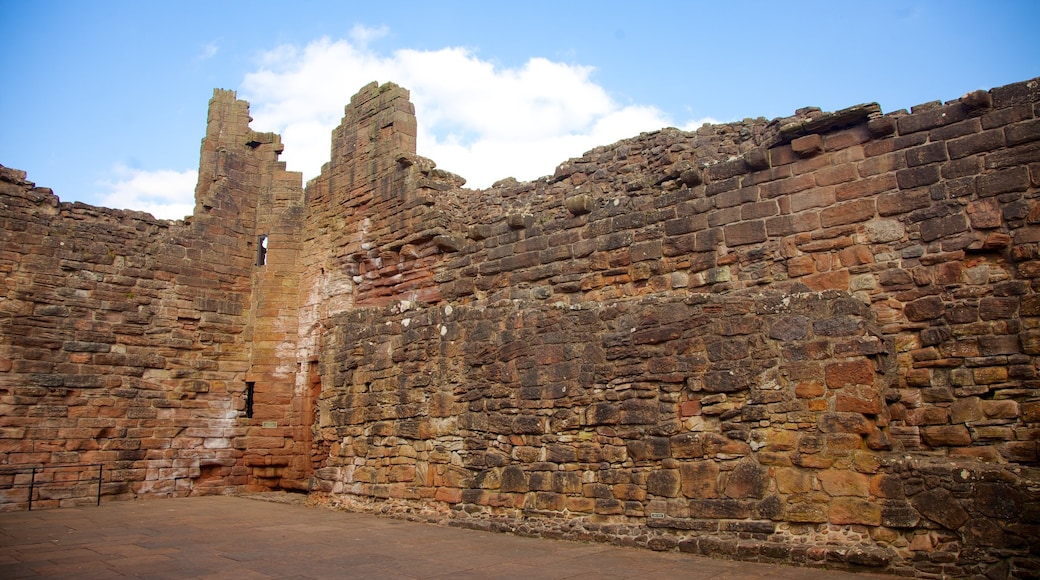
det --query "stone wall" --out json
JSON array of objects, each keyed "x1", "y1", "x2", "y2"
[
  {"x1": 0, "y1": 89, "x2": 307, "y2": 504},
  {"x1": 2, "y1": 78, "x2": 1039, "y2": 576},
  {"x1": 300, "y1": 79, "x2": 1040, "y2": 578}
]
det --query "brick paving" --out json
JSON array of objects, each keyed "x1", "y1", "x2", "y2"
[{"x1": 0, "y1": 495, "x2": 892, "y2": 579}]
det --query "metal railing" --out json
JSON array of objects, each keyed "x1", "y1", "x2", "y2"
[{"x1": 0, "y1": 463, "x2": 103, "y2": 510}]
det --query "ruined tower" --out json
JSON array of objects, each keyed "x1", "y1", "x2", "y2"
[{"x1": 2, "y1": 78, "x2": 1039, "y2": 577}]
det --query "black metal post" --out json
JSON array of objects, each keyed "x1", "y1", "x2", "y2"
[
  {"x1": 96, "y1": 464, "x2": 102, "y2": 506},
  {"x1": 28, "y1": 467, "x2": 35, "y2": 511}
]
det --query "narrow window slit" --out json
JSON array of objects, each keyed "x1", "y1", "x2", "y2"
[
  {"x1": 257, "y1": 235, "x2": 268, "y2": 266},
  {"x1": 245, "y1": 382, "x2": 255, "y2": 418}
]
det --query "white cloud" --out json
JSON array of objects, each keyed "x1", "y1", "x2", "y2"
[
  {"x1": 240, "y1": 36, "x2": 706, "y2": 188},
  {"x1": 97, "y1": 165, "x2": 196, "y2": 220},
  {"x1": 349, "y1": 24, "x2": 388, "y2": 47},
  {"x1": 94, "y1": 32, "x2": 714, "y2": 218},
  {"x1": 198, "y1": 41, "x2": 219, "y2": 60}
]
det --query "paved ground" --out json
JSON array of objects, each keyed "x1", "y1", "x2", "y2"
[{"x1": 0, "y1": 495, "x2": 891, "y2": 579}]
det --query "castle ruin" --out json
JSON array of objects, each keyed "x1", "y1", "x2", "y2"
[{"x1": 2, "y1": 78, "x2": 1039, "y2": 577}]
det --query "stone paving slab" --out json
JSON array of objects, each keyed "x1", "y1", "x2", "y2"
[{"x1": 0, "y1": 495, "x2": 891, "y2": 579}]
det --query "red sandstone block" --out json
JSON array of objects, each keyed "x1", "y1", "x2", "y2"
[
  {"x1": 825, "y1": 359, "x2": 874, "y2": 388},
  {"x1": 664, "y1": 215, "x2": 707, "y2": 236},
  {"x1": 829, "y1": 497, "x2": 882, "y2": 526},
  {"x1": 794, "y1": 380, "x2": 825, "y2": 398},
  {"x1": 976, "y1": 166, "x2": 1030, "y2": 197},
  {"x1": 802, "y1": 270, "x2": 849, "y2": 291},
  {"x1": 706, "y1": 176, "x2": 740, "y2": 196},
  {"x1": 897, "y1": 103, "x2": 968, "y2": 135},
  {"x1": 766, "y1": 213, "x2": 820, "y2": 237},
  {"x1": 769, "y1": 144, "x2": 797, "y2": 167},
  {"x1": 984, "y1": 141, "x2": 1040, "y2": 172},
  {"x1": 714, "y1": 186, "x2": 758, "y2": 209},
  {"x1": 877, "y1": 187, "x2": 931, "y2": 216},
  {"x1": 896, "y1": 165, "x2": 940, "y2": 189},
  {"x1": 835, "y1": 173, "x2": 897, "y2": 201},
  {"x1": 857, "y1": 151, "x2": 903, "y2": 177},
  {"x1": 785, "y1": 255, "x2": 815, "y2": 278},
  {"x1": 759, "y1": 174, "x2": 814, "y2": 199},
  {"x1": 790, "y1": 187, "x2": 836, "y2": 214},
  {"x1": 981, "y1": 399, "x2": 1020, "y2": 419},
  {"x1": 927, "y1": 117, "x2": 981, "y2": 142},
  {"x1": 742, "y1": 165, "x2": 792, "y2": 186},
  {"x1": 723, "y1": 221, "x2": 766, "y2": 247},
  {"x1": 740, "y1": 200, "x2": 778, "y2": 220},
  {"x1": 707, "y1": 205, "x2": 741, "y2": 228},
  {"x1": 678, "y1": 400, "x2": 701, "y2": 417},
  {"x1": 823, "y1": 126, "x2": 872, "y2": 151},
  {"x1": 1006, "y1": 117, "x2": 1040, "y2": 145},
  {"x1": 791, "y1": 153, "x2": 833, "y2": 176},
  {"x1": 940, "y1": 156, "x2": 983, "y2": 180},
  {"x1": 948, "y1": 129, "x2": 1005, "y2": 159},
  {"x1": 904, "y1": 142, "x2": 949, "y2": 167},
  {"x1": 981, "y1": 103, "x2": 1033, "y2": 129},
  {"x1": 792, "y1": 134, "x2": 823, "y2": 156},
  {"x1": 921, "y1": 425, "x2": 972, "y2": 447},
  {"x1": 820, "y1": 199, "x2": 876, "y2": 228},
  {"x1": 863, "y1": 136, "x2": 896, "y2": 158},
  {"x1": 813, "y1": 164, "x2": 857, "y2": 186},
  {"x1": 973, "y1": 366, "x2": 1009, "y2": 384}
]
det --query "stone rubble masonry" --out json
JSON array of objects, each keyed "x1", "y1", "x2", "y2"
[{"x1": 2, "y1": 77, "x2": 1039, "y2": 577}]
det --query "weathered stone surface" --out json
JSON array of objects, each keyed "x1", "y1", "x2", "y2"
[
  {"x1": 680, "y1": 461, "x2": 719, "y2": 499},
  {"x1": 646, "y1": 469, "x2": 681, "y2": 498},
  {"x1": 911, "y1": 488, "x2": 970, "y2": 530},
  {"x1": 723, "y1": 460, "x2": 770, "y2": 499},
  {"x1": 3, "y1": 77, "x2": 1040, "y2": 577}
]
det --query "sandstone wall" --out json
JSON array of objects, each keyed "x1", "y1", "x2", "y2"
[
  {"x1": 0, "y1": 89, "x2": 307, "y2": 504},
  {"x1": 1, "y1": 77, "x2": 1039, "y2": 577},
  {"x1": 305, "y1": 79, "x2": 1040, "y2": 578}
]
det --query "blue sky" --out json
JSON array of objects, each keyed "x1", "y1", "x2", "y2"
[{"x1": 1, "y1": 0, "x2": 1037, "y2": 219}]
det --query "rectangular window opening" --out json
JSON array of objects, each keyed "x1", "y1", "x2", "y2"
[
  {"x1": 245, "y1": 382, "x2": 255, "y2": 418},
  {"x1": 256, "y1": 235, "x2": 268, "y2": 266}
]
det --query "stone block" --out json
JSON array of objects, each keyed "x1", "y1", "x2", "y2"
[
  {"x1": 921, "y1": 425, "x2": 972, "y2": 447},
  {"x1": 786, "y1": 502, "x2": 828, "y2": 523},
  {"x1": 829, "y1": 497, "x2": 882, "y2": 525},
  {"x1": 670, "y1": 433, "x2": 704, "y2": 458},
  {"x1": 680, "y1": 461, "x2": 719, "y2": 498},
  {"x1": 896, "y1": 165, "x2": 940, "y2": 190},
  {"x1": 723, "y1": 220, "x2": 766, "y2": 247},
  {"x1": 825, "y1": 359, "x2": 874, "y2": 388},
  {"x1": 947, "y1": 129, "x2": 1005, "y2": 159},
  {"x1": 586, "y1": 402, "x2": 619, "y2": 425},
  {"x1": 911, "y1": 488, "x2": 969, "y2": 530},
  {"x1": 905, "y1": 142, "x2": 948, "y2": 167},
  {"x1": 775, "y1": 467, "x2": 811, "y2": 494},
  {"x1": 951, "y1": 397, "x2": 984, "y2": 424},
  {"x1": 981, "y1": 399, "x2": 1019, "y2": 419},
  {"x1": 686, "y1": 498, "x2": 749, "y2": 519},
  {"x1": 611, "y1": 483, "x2": 645, "y2": 501},
  {"x1": 791, "y1": 134, "x2": 823, "y2": 156},
  {"x1": 877, "y1": 186, "x2": 932, "y2": 216},
  {"x1": 819, "y1": 469, "x2": 870, "y2": 497},
  {"x1": 647, "y1": 469, "x2": 681, "y2": 497},
  {"x1": 759, "y1": 173, "x2": 814, "y2": 198},
  {"x1": 820, "y1": 198, "x2": 876, "y2": 227},
  {"x1": 818, "y1": 412, "x2": 873, "y2": 435},
  {"x1": 835, "y1": 385, "x2": 883, "y2": 414},
  {"x1": 723, "y1": 460, "x2": 770, "y2": 499},
  {"x1": 973, "y1": 366, "x2": 1008, "y2": 385},
  {"x1": 1006, "y1": 118, "x2": 1040, "y2": 146},
  {"x1": 904, "y1": 296, "x2": 944, "y2": 321},
  {"x1": 976, "y1": 166, "x2": 1030, "y2": 197}
]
